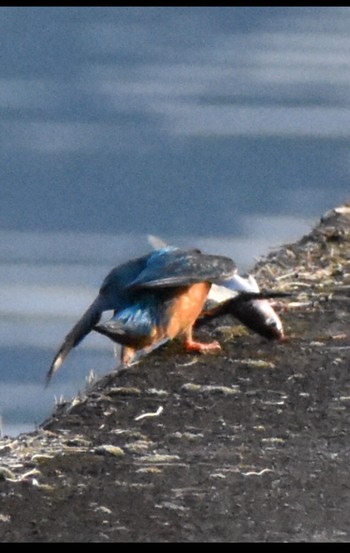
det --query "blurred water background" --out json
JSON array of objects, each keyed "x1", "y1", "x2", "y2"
[{"x1": 1, "y1": 6, "x2": 350, "y2": 436}]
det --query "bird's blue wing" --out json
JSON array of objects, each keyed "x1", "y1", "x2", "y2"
[
  {"x1": 97, "y1": 253, "x2": 152, "y2": 311},
  {"x1": 128, "y1": 248, "x2": 236, "y2": 290}
]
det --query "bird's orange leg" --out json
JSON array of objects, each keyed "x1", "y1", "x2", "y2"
[
  {"x1": 121, "y1": 346, "x2": 137, "y2": 365},
  {"x1": 183, "y1": 326, "x2": 221, "y2": 354}
]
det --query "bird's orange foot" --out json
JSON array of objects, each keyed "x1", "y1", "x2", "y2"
[{"x1": 185, "y1": 339, "x2": 221, "y2": 354}]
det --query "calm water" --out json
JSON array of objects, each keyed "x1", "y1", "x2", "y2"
[{"x1": 1, "y1": 7, "x2": 350, "y2": 436}]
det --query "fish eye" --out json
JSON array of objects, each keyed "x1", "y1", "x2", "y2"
[{"x1": 266, "y1": 317, "x2": 282, "y2": 331}]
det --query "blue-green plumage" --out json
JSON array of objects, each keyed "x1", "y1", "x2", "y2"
[{"x1": 95, "y1": 293, "x2": 165, "y2": 347}]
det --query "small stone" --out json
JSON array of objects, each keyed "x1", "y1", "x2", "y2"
[{"x1": 95, "y1": 445, "x2": 125, "y2": 457}]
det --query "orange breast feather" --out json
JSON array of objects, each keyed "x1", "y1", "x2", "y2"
[{"x1": 166, "y1": 282, "x2": 211, "y2": 339}]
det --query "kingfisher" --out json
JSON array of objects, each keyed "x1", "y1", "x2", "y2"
[{"x1": 47, "y1": 247, "x2": 241, "y2": 385}]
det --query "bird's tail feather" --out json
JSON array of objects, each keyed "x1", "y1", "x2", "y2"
[{"x1": 46, "y1": 296, "x2": 104, "y2": 387}]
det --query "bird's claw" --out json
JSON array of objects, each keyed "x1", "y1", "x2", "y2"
[{"x1": 185, "y1": 340, "x2": 221, "y2": 353}]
